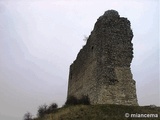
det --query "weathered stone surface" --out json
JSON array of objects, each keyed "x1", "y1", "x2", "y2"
[{"x1": 67, "y1": 10, "x2": 138, "y2": 106}]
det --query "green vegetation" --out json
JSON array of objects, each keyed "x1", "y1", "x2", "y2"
[
  {"x1": 23, "y1": 102, "x2": 58, "y2": 120},
  {"x1": 33, "y1": 105, "x2": 160, "y2": 120},
  {"x1": 34, "y1": 104, "x2": 160, "y2": 120},
  {"x1": 24, "y1": 96, "x2": 159, "y2": 120},
  {"x1": 65, "y1": 95, "x2": 90, "y2": 106},
  {"x1": 24, "y1": 95, "x2": 90, "y2": 120},
  {"x1": 23, "y1": 112, "x2": 33, "y2": 120},
  {"x1": 37, "y1": 103, "x2": 58, "y2": 118}
]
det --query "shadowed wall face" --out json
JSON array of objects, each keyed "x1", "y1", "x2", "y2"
[{"x1": 68, "y1": 10, "x2": 138, "y2": 105}]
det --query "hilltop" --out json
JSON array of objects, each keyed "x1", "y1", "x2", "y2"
[{"x1": 34, "y1": 104, "x2": 160, "y2": 120}]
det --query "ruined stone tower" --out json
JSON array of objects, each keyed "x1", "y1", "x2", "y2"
[{"x1": 67, "y1": 10, "x2": 138, "y2": 105}]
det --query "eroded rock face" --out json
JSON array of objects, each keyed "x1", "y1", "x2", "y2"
[{"x1": 67, "y1": 10, "x2": 138, "y2": 106}]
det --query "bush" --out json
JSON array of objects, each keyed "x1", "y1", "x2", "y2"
[
  {"x1": 79, "y1": 95, "x2": 90, "y2": 105},
  {"x1": 65, "y1": 96, "x2": 78, "y2": 105},
  {"x1": 37, "y1": 104, "x2": 47, "y2": 118},
  {"x1": 65, "y1": 95, "x2": 90, "y2": 106},
  {"x1": 46, "y1": 103, "x2": 58, "y2": 113},
  {"x1": 37, "y1": 103, "x2": 58, "y2": 118},
  {"x1": 23, "y1": 112, "x2": 33, "y2": 120}
]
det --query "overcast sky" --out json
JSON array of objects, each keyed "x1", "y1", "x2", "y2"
[{"x1": 0, "y1": 0, "x2": 159, "y2": 120}]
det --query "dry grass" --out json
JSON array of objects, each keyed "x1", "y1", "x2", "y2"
[{"x1": 35, "y1": 104, "x2": 160, "y2": 120}]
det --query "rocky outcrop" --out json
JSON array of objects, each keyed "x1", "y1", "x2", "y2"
[{"x1": 67, "y1": 10, "x2": 138, "y2": 106}]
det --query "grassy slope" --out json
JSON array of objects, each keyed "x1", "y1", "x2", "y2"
[{"x1": 36, "y1": 104, "x2": 160, "y2": 120}]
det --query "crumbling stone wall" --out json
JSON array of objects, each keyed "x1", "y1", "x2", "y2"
[{"x1": 67, "y1": 10, "x2": 138, "y2": 106}]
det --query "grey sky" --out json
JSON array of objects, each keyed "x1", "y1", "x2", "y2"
[{"x1": 0, "y1": 0, "x2": 159, "y2": 120}]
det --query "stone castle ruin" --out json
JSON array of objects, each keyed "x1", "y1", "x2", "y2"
[{"x1": 67, "y1": 10, "x2": 138, "y2": 106}]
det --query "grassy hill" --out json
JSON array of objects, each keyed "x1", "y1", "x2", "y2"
[{"x1": 34, "y1": 104, "x2": 160, "y2": 120}]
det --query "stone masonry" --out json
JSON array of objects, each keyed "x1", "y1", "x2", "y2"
[{"x1": 67, "y1": 10, "x2": 138, "y2": 105}]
